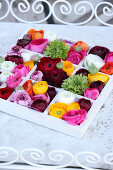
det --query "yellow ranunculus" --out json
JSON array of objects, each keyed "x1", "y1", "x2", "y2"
[
  {"x1": 88, "y1": 73, "x2": 109, "y2": 85},
  {"x1": 33, "y1": 81, "x2": 48, "y2": 94},
  {"x1": 49, "y1": 103, "x2": 67, "y2": 119},
  {"x1": 67, "y1": 102, "x2": 80, "y2": 111},
  {"x1": 24, "y1": 60, "x2": 34, "y2": 70},
  {"x1": 62, "y1": 61, "x2": 74, "y2": 76}
]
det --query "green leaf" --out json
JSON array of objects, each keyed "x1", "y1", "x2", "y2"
[
  {"x1": 43, "y1": 39, "x2": 69, "y2": 60},
  {"x1": 88, "y1": 63, "x2": 99, "y2": 74},
  {"x1": 86, "y1": 60, "x2": 89, "y2": 67},
  {"x1": 61, "y1": 74, "x2": 88, "y2": 95}
]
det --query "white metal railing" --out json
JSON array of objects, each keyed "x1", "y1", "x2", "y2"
[{"x1": 0, "y1": 0, "x2": 113, "y2": 26}]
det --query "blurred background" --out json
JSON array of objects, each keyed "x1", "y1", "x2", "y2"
[{"x1": 0, "y1": 0, "x2": 113, "y2": 25}]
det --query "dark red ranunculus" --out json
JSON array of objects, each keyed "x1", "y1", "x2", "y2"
[
  {"x1": 0, "y1": 87, "x2": 14, "y2": 100},
  {"x1": 5, "y1": 55, "x2": 23, "y2": 65},
  {"x1": 37, "y1": 57, "x2": 61, "y2": 73},
  {"x1": 43, "y1": 69, "x2": 68, "y2": 88},
  {"x1": 17, "y1": 39, "x2": 31, "y2": 48},
  {"x1": 31, "y1": 93, "x2": 50, "y2": 112},
  {"x1": 90, "y1": 80, "x2": 104, "y2": 93},
  {"x1": 89, "y1": 46, "x2": 110, "y2": 60},
  {"x1": 77, "y1": 98, "x2": 92, "y2": 112},
  {"x1": 75, "y1": 68, "x2": 89, "y2": 77},
  {"x1": 47, "y1": 87, "x2": 56, "y2": 101}
]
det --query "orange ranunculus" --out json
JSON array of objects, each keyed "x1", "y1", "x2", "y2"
[
  {"x1": 24, "y1": 60, "x2": 34, "y2": 70},
  {"x1": 72, "y1": 41, "x2": 88, "y2": 51},
  {"x1": 23, "y1": 80, "x2": 33, "y2": 95},
  {"x1": 62, "y1": 61, "x2": 74, "y2": 76},
  {"x1": 100, "y1": 62, "x2": 113, "y2": 75},
  {"x1": 49, "y1": 103, "x2": 67, "y2": 119},
  {"x1": 67, "y1": 102, "x2": 80, "y2": 111},
  {"x1": 28, "y1": 29, "x2": 44, "y2": 40}
]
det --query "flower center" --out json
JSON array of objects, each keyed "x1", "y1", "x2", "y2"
[{"x1": 48, "y1": 63, "x2": 52, "y2": 67}]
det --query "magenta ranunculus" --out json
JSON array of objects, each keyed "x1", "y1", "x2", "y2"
[
  {"x1": 47, "y1": 87, "x2": 56, "y2": 101},
  {"x1": 89, "y1": 46, "x2": 110, "y2": 60},
  {"x1": 13, "y1": 64, "x2": 30, "y2": 77},
  {"x1": 77, "y1": 98, "x2": 91, "y2": 112},
  {"x1": 7, "y1": 73, "x2": 22, "y2": 88},
  {"x1": 62, "y1": 109, "x2": 87, "y2": 126},
  {"x1": 75, "y1": 68, "x2": 89, "y2": 77},
  {"x1": 90, "y1": 81, "x2": 104, "y2": 93},
  {"x1": 24, "y1": 39, "x2": 49, "y2": 53},
  {"x1": 104, "y1": 52, "x2": 113, "y2": 63},
  {"x1": 30, "y1": 71, "x2": 43, "y2": 81},
  {"x1": 67, "y1": 50, "x2": 87, "y2": 65},
  {"x1": 84, "y1": 88, "x2": 99, "y2": 100},
  {"x1": 31, "y1": 93, "x2": 50, "y2": 112},
  {"x1": 9, "y1": 90, "x2": 32, "y2": 107},
  {"x1": 7, "y1": 46, "x2": 23, "y2": 56}
]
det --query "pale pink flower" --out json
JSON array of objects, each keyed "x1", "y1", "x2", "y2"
[
  {"x1": 13, "y1": 64, "x2": 30, "y2": 77},
  {"x1": 84, "y1": 88, "x2": 99, "y2": 100},
  {"x1": 30, "y1": 71, "x2": 43, "y2": 81},
  {"x1": 7, "y1": 73, "x2": 22, "y2": 88}
]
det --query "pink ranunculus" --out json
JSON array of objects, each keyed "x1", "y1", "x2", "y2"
[
  {"x1": 62, "y1": 109, "x2": 87, "y2": 126},
  {"x1": 13, "y1": 64, "x2": 30, "y2": 77},
  {"x1": 30, "y1": 71, "x2": 43, "y2": 81},
  {"x1": 104, "y1": 52, "x2": 113, "y2": 63},
  {"x1": 84, "y1": 88, "x2": 99, "y2": 100},
  {"x1": 67, "y1": 50, "x2": 87, "y2": 65},
  {"x1": 7, "y1": 45, "x2": 23, "y2": 56},
  {"x1": 7, "y1": 73, "x2": 22, "y2": 88},
  {"x1": 10, "y1": 90, "x2": 32, "y2": 107},
  {"x1": 24, "y1": 39, "x2": 49, "y2": 53},
  {"x1": 31, "y1": 93, "x2": 50, "y2": 112}
]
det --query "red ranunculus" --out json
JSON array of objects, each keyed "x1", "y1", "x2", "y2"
[
  {"x1": 37, "y1": 57, "x2": 61, "y2": 73},
  {"x1": 47, "y1": 87, "x2": 56, "y2": 101},
  {"x1": 90, "y1": 81, "x2": 104, "y2": 93},
  {"x1": 5, "y1": 55, "x2": 23, "y2": 65},
  {"x1": 89, "y1": 46, "x2": 110, "y2": 60},
  {"x1": 75, "y1": 68, "x2": 89, "y2": 77},
  {"x1": 77, "y1": 98, "x2": 92, "y2": 112},
  {"x1": 17, "y1": 39, "x2": 31, "y2": 48},
  {"x1": 0, "y1": 87, "x2": 14, "y2": 100},
  {"x1": 43, "y1": 69, "x2": 68, "y2": 88}
]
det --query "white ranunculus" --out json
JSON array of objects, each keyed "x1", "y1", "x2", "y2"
[
  {"x1": 84, "y1": 54, "x2": 105, "y2": 70},
  {"x1": 45, "y1": 31, "x2": 58, "y2": 42},
  {"x1": 1, "y1": 61, "x2": 16, "y2": 72},
  {"x1": 0, "y1": 72, "x2": 14, "y2": 82},
  {"x1": 21, "y1": 52, "x2": 34, "y2": 62},
  {"x1": 55, "y1": 91, "x2": 75, "y2": 105}
]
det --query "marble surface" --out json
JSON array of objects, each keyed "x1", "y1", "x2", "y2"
[{"x1": 0, "y1": 23, "x2": 113, "y2": 169}]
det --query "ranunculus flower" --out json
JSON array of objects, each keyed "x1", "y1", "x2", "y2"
[
  {"x1": 84, "y1": 88, "x2": 99, "y2": 100},
  {"x1": 72, "y1": 41, "x2": 88, "y2": 51},
  {"x1": 13, "y1": 64, "x2": 30, "y2": 77},
  {"x1": 45, "y1": 31, "x2": 58, "y2": 42},
  {"x1": 89, "y1": 46, "x2": 110, "y2": 60},
  {"x1": 67, "y1": 50, "x2": 87, "y2": 65},
  {"x1": 84, "y1": 54, "x2": 105, "y2": 70},
  {"x1": 31, "y1": 93, "x2": 50, "y2": 112},
  {"x1": 1, "y1": 61, "x2": 16, "y2": 72},
  {"x1": 56, "y1": 91, "x2": 75, "y2": 104},
  {"x1": 75, "y1": 68, "x2": 89, "y2": 77},
  {"x1": 10, "y1": 90, "x2": 32, "y2": 107},
  {"x1": 43, "y1": 69, "x2": 69, "y2": 88},
  {"x1": 62, "y1": 109, "x2": 87, "y2": 126},
  {"x1": 21, "y1": 52, "x2": 34, "y2": 62},
  {"x1": 77, "y1": 98, "x2": 92, "y2": 112},
  {"x1": 30, "y1": 71, "x2": 43, "y2": 81},
  {"x1": 90, "y1": 81, "x2": 104, "y2": 93},
  {"x1": 28, "y1": 29, "x2": 44, "y2": 40},
  {"x1": 7, "y1": 45, "x2": 23, "y2": 56},
  {"x1": 104, "y1": 52, "x2": 113, "y2": 63},
  {"x1": 7, "y1": 73, "x2": 22, "y2": 89},
  {"x1": 23, "y1": 80, "x2": 33, "y2": 96},
  {"x1": 17, "y1": 39, "x2": 31, "y2": 48},
  {"x1": 47, "y1": 87, "x2": 56, "y2": 101},
  {"x1": 37, "y1": 57, "x2": 61, "y2": 73},
  {"x1": 0, "y1": 71, "x2": 14, "y2": 82},
  {"x1": 0, "y1": 87, "x2": 14, "y2": 100},
  {"x1": 24, "y1": 39, "x2": 49, "y2": 53},
  {"x1": 0, "y1": 81, "x2": 7, "y2": 89},
  {"x1": 5, "y1": 55, "x2": 23, "y2": 65}
]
